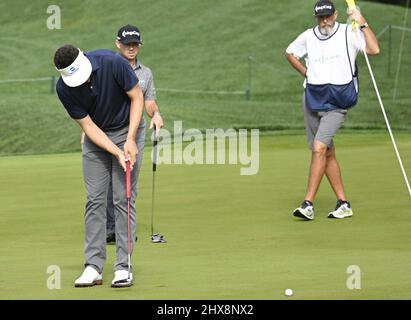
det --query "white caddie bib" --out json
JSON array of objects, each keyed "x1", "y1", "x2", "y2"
[{"x1": 306, "y1": 23, "x2": 354, "y2": 86}]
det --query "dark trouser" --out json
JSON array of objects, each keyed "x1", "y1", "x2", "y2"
[{"x1": 82, "y1": 124, "x2": 145, "y2": 273}]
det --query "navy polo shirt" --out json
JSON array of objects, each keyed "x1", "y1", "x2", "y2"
[{"x1": 56, "y1": 49, "x2": 138, "y2": 131}]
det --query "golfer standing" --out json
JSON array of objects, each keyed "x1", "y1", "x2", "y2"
[
  {"x1": 54, "y1": 45, "x2": 144, "y2": 287},
  {"x1": 105, "y1": 24, "x2": 164, "y2": 243},
  {"x1": 285, "y1": 0, "x2": 379, "y2": 220}
]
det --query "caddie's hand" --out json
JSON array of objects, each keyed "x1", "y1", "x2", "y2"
[
  {"x1": 348, "y1": 8, "x2": 366, "y2": 25},
  {"x1": 149, "y1": 112, "x2": 164, "y2": 137},
  {"x1": 123, "y1": 139, "x2": 138, "y2": 170}
]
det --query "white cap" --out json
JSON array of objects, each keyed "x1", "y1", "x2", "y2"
[{"x1": 55, "y1": 49, "x2": 92, "y2": 87}]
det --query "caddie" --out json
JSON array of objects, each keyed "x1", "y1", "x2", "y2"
[{"x1": 285, "y1": 0, "x2": 379, "y2": 220}]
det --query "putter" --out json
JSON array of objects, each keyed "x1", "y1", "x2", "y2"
[
  {"x1": 112, "y1": 160, "x2": 133, "y2": 288},
  {"x1": 151, "y1": 125, "x2": 166, "y2": 243},
  {"x1": 126, "y1": 160, "x2": 132, "y2": 280}
]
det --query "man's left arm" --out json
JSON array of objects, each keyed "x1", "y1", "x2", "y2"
[
  {"x1": 349, "y1": 9, "x2": 380, "y2": 55},
  {"x1": 145, "y1": 100, "x2": 163, "y2": 136},
  {"x1": 144, "y1": 70, "x2": 163, "y2": 136},
  {"x1": 124, "y1": 84, "x2": 144, "y2": 169}
]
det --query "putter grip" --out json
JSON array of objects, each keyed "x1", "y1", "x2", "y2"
[
  {"x1": 153, "y1": 139, "x2": 158, "y2": 172},
  {"x1": 126, "y1": 160, "x2": 131, "y2": 199},
  {"x1": 153, "y1": 125, "x2": 158, "y2": 172}
]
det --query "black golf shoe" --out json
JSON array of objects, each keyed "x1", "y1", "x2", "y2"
[{"x1": 292, "y1": 200, "x2": 314, "y2": 220}]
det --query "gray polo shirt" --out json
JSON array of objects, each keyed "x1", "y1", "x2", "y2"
[
  {"x1": 133, "y1": 59, "x2": 157, "y2": 127},
  {"x1": 134, "y1": 60, "x2": 156, "y2": 101}
]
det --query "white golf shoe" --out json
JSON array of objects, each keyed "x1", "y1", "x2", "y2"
[
  {"x1": 328, "y1": 200, "x2": 353, "y2": 219},
  {"x1": 293, "y1": 200, "x2": 314, "y2": 220},
  {"x1": 111, "y1": 270, "x2": 133, "y2": 288},
  {"x1": 74, "y1": 266, "x2": 103, "y2": 287}
]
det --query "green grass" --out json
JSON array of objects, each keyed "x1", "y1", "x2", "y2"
[
  {"x1": 0, "y1": 0, "x2": 411, "y2": 155},
  {"x1": 1, "y1": 134, "x2": 411, "y2": 299}
]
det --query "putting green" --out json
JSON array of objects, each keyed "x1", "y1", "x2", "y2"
[{"x1": 0, "y1": 133, "x2": 410, "y2": 299}]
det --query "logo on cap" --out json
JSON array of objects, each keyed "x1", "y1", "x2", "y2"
[
  {"x1": 122, "y1": 30, "x2": 140, "y2": 38},
  {"x1": 315, "y1": 4, "x2": 333, "y2": 12},
  {"x1": 68, "y1": 66, "x2": 79, "y2": 75}
]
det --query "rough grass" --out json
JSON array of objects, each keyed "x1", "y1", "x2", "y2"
[{"x1": 0, "y1": 0, "x2": 410, "y2": 155}]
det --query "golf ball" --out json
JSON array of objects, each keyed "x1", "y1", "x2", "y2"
[{"x1": 285, "y1": 288, "x2": 293, "y2": 296}]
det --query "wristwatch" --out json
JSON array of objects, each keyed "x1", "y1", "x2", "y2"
[{"x1": 360, "y1": 22, "x2": 369, "y2": 30}]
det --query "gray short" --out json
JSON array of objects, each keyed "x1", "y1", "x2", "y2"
[{"x1": 302, "y1": 93, "x2": 347, "y2": 150}]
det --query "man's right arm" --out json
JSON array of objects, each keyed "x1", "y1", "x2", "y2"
[
  {"x1": 76, "y1": 116, "x2": 128, "y2": 171},
  {"x1": 285, "y1": 31, "x2": 308, "y2": 78},
  {"x1": 285, "y1": 53, "x2": 307, "y2": 78}
]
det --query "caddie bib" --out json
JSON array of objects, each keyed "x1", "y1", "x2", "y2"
[{"x1": 305, "y1": 23, "x2": 358, "y2": 112}]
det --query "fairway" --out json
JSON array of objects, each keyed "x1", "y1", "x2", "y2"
[{"x1": 1, "y1": 133, "x2": 410, "y2": 300}]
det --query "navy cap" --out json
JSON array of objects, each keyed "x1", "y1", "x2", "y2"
[
  {"x1": 117, "y1": 24, "x2": 142, "y2": 44},
  {"x1": 313, "y1": 0, "x2": 336, "y2": 16}
]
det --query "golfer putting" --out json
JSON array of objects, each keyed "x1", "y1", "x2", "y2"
[
  {"x1": 54, "y1": 44, "x2": 144, "y2": 287},
  {"x1": 285, "y1": 0, "x2": 380, "y2": 220}
]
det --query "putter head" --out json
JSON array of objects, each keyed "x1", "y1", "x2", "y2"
[
  {"x1": 151, "y1": 233, "x2": 167, "y2": 243},
  {"x1": 111, "y1": 278, "x2": 133, "y2": 288}
]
